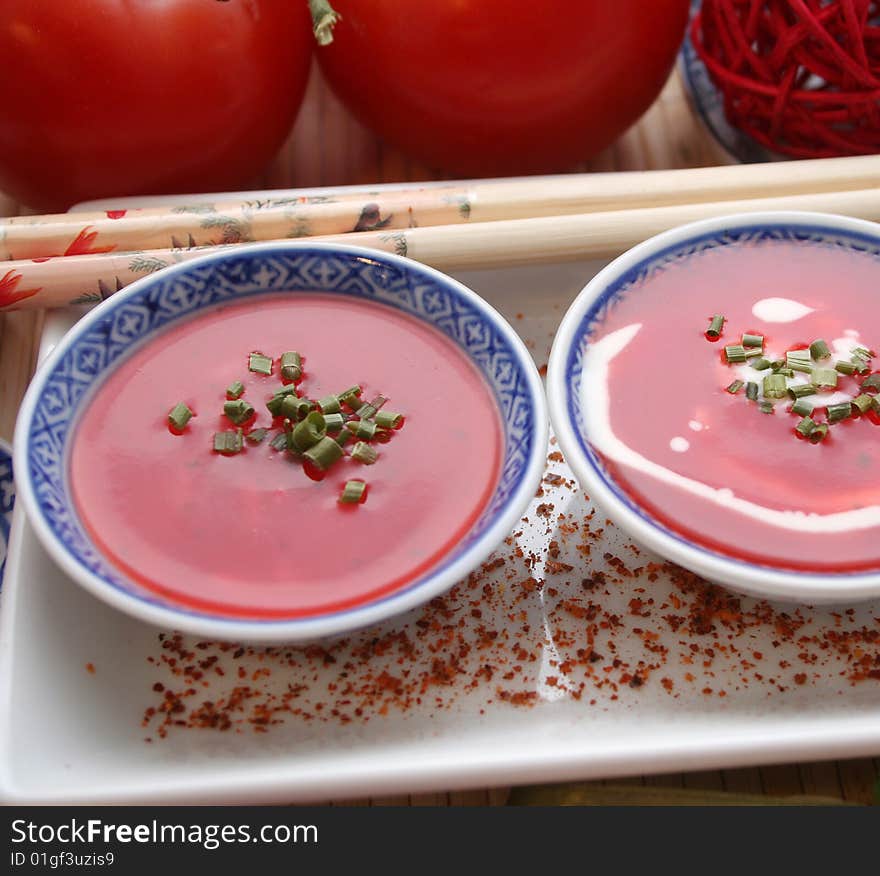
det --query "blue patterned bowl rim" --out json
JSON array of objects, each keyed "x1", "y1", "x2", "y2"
[
  {"x1": 14, "y1": 242, "x2": 547, "y2": 641},
  {"x1": 0, "y1": 438, "x2": 13, "y2": 588},
  {"x1": 547, "y1": 211, "x2": 880, "y2": 604}
]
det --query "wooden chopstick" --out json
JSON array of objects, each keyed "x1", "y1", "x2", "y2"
[
  {"x1": 1, "y1": 155, "x2": 879, "y2": 263},
  {"x1": 3, "y1": 186, "x2": 880, "y2": 312},
  {"x1": 355, "y1": 186, "x2": 880, "y2": 271}
]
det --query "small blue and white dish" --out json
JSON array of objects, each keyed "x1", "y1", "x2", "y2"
[
  {"x1": 14, "y1": 243, "x2": 547, "y2": 642},
  {"x1": 547, "y1": 211, "x2": 880, "y2": 605},
  {"x1": 0, "y1": 439, "x2": 13, "y2": 587}
]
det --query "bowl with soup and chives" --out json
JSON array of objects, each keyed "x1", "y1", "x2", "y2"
[
  {"x1": 548, "y1": 212, "x2": 880, "y2": 604},
  {"x1": 15, "y1": 243, "x2": 546, "y2": 642}
]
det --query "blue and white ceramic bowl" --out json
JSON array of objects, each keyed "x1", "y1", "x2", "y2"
[
  {"x1": 14, "y1": 243, "x2": 547, "y2": 642},
  {"x1": 547, "y1": 212, "x2": 880, "y2": 605},
  {"x1": 0, "y1": 439, "x2": 13, "y2": 587}
]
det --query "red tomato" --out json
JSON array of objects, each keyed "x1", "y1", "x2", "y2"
[
  {"x1": 317, "y1": 1, "x2": 690, "y2": 176},
  {"x1": 0, "y1": 1, "x2": 314, "y2": 211}
]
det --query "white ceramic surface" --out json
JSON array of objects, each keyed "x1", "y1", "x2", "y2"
[{"x1": 2, "y1": 251, "x2": 880, "y2": 804}]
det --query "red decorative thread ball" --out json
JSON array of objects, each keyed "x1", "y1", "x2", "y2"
[{"x1": 692, "y1": 0, "x2": 880, "y2": 158}]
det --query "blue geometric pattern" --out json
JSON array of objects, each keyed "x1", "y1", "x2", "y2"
[
  {"x1": 565, "y1": 222, "x2": 880, "y2": 579},
  {"x1": 24, "y1": 246, "x2": 538, "y2": 620},
  {"x1": 0, "y1": 443, "x2": 13, "y2": 588}
]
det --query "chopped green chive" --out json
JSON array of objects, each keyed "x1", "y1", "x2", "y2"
[
  {"x1": 811, "y1": 368, "x2": 838, "y2": 389},
  {"x1": 213, "y1": 429, "x2": 243, "y2": 454},
  {"x1": 266, "y1": 396, "x2": 284, "y2": 417},
  {"x1": 809, "y1": 339, "x2": 831, "y2": 360},
  {"x1": 266, "y1": 385, "x2": 299, "y2": 415},
  {"x1": 248, "y1": 352, "x2": 273, "y2": 375},
  {"x1": 281, "y1": 417, "x2": 297, "y2": 453},
  {"x1": 338, "y1": 385, "x2": 363, "y2": 409},
  {"x1": 356, "y1": 395, "x2": 388, "y2": 420},
  {"x1": 809, "y1": 424, "x2": 829, "y2": 444},
  {"x1": 705, "y1": 315, "x2": 725, "y2": 340},
  {"x1": 852, "y1": 394, "x2": 874, "y2": 415},
  {"x1": 223, "y1": 399, "x2": 254, "y2": 425},
  {"x1": 339, "y1": 480, "x2": 367, "y2": 504},
  {"x1": 171, "y1": 352, "x2": 408, "y2": 505},
  {"x1": 791, "y1": 398, "x2": 814, "y2": 417},
  {"x1": 280, "y1": 394, "x2": 312, "y2": 421},
  {"x1": 795, "y1": 416, "x2": 816, "y2": 438},
  {"x1": 296, "y1": 398, "x2": 315, "y2": 420},
  {"x1": 303, "y1": 436, "x2": 344, "y2": 471},
  {"x1": 711, "y1": 326, "x2": 879, "y2": 441},
  {"x1": 826, "y1": 401, "x2": 853, "y2": 423},
  {"x1": 280, "y1": 351, "x2": 302, "y2": 382},
  {"x1": 788, "y1": 383, "x2": 816, "y2": 399},
  {"x1": 290, "y1": 411, "x2": 326, "y2": 452},
  {"x1": 346, "y1": 418, "x2": 379, "y2": 440},
  {"x1": 861, "y1": 373, "x2": 880, "y2": 394},
  {"x1": 317, "y1": 395, "x2": 342, "y2": 415},
  {"x1": 786, "y1": 351, "x2": 812, "y2": 372},
  {"x1": 851, "y1": 349, "x2": 872, "y2": 372},
  {"x1": 763, "y1": 374, "x2": 788, "y2": 399},
  {"x1": 351, "y1": 441, "x2": 378, "y2": 465},
  {"x1": 375, "y1": 410, "x2": 403, "y2": 429},
  {"x1": 323, "y1": 413, "x2": 345, "y2": 433},
  {"x1": 269, "y1": 432, "x2": 288, "y2": 451},
  {"x1": 168, "y1": 402, "x2": 194, "y2": 432}
]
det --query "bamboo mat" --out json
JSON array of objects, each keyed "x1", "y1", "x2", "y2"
[{"x1": 1, "y1": 64, "x2": 878, "y2": 806}]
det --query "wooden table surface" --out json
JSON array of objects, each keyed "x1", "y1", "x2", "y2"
[{"x1": 1, "y1": 66, "x2": 878, "y2": 806}]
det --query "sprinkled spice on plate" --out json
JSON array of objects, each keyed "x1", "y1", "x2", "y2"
[{"x1": 140, "y1": 444, "x2": 880, "y2": 741}]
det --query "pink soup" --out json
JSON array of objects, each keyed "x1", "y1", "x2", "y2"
[
  {"x1": 70, "y1": 295, "x2": 503, "y2": 617},
  {"x1": 582, "y1": 237, "x2": 880, "y2": 572}
]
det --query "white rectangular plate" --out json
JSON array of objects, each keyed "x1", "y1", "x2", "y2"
[{"x1": 2, "y1": 219, "x2": 880, "y2": 804}]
